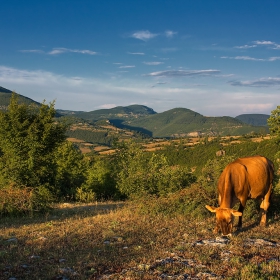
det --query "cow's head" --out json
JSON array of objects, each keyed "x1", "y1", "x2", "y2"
[{"x1": 205, "y1": 205, "x2": 242, "y2": 235}]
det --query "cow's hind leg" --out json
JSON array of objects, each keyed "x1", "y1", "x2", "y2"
[{"x1": 259, "y1": 188, "x2": 272, "y2": 226}]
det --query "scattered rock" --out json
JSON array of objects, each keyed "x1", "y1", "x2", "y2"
[
  {"x1": 7, "y1": 237, "x2": 18, "y2": 243},
  {"x1": 195, "y1": 237, "x2": 229, "y2": 247},
  {"x1": 245, "y1": 238, "x2": 279, "y2": 247},
  {"x1": 30, "y1": 255, "x2": 40, "y2": 259}
]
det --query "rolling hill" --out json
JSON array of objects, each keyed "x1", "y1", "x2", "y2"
[
  {"x1": 235, "y1": 114, "x2": 269, "y2": 126},
  {"x1": 120, "y1": 108, "x2": 268, "y2": 137},
  {"x1": 0, "y1": 86, "x2": 269, "y2": 139},
  {"x1": 0, "y1": 86, "x2": 41, "y2": 110}
]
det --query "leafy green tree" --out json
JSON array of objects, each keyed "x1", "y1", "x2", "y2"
[
  {"x1": 116, "y1": 141, "x2": 195, "y2": 198},
  {"x1": 268, "y1": 105, "x2": 280, "y2": 144},
  {"x1": 80, "y1": 157, "x2": 117, "y2": 200},
  {"x1": 55, "y1": 141, "x2": 86, "y2": 199},
  {"x1": 0, "y1": 93, "x2": 67, "y2": 190}
]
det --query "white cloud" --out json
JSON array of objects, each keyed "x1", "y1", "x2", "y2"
[
  {"x1": 143, "y1": 62, "x2": 164, "y2": 65},
  {"x1": 119, "y1": 65, "x2": 135, "y2": 69},
  {"x1": 1, "y1": 65, "x2": 279, "y2": 116},
  {"x1": 20, "y1": 48, "x2": 98, "y2": 55},
  {"x1": 234, "y1": 44, "x2": 257, "y2": 49},
  {"x1": 131, "y1": 30, "x2": 158, "y2": 41},
  {"x1": 165, "y1": 30, "x2": 177, "y2": 38},
  {"x1": 20, "y1": 49, "x2": 45, "y2": 54},
  {"x1": 268, "y1": 57, "x2": 280, "y2": 61},
  {"x1": 221, "y1": 56, "x2": 264, "y2": 61},
  {"x1": 146, "y1": 69, "x2": 220, "y2": 77},
  {"x1": 128, "y1": 52, "x2": 145, "y2": 55},
  {"x1": 229, "y1": 77, "x2": 280, "y2": 87},
  {"x1": 48, "y1": 48, "x2": 98, "y2": 55},
  {"x1": 221, "y1": 56, "x2": 280, "y2": 62},
  {"x1": 253, "y1": 40, "x2": 275, "y2": 45}
]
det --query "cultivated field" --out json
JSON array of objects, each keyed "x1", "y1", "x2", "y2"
[{"x1": 0, "y1": 200, "x2": 279, "y2": 279}]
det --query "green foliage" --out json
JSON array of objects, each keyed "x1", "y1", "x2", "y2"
[
  {"x1": 115, "y1": 142, "x2": 195, "y2": 198},
  {"x1": 80, "y1": 157, "x2": 118, "y2": 200},
  {"x1": 75, "y1": 186, "x2": 96, "y2": 202},
  {"x1": 55, "y1": 141, "x2": 87, "y2": 199},
  {"x1": 268, "y1": 105, "x2": 280, "y2": 142},
  {"x1": 0, "y1": 93, "x2": 67, "y2": 189}
]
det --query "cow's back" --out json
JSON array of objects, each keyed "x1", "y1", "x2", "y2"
[
  {"x1": 235, "y1": 156, "x2": 273, "y2": 198},
  {"x1": 217, "y1": 156, "x2": 273, "y2": 207}
]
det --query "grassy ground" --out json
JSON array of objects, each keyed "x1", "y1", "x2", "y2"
[{"x1": 0, "y1": 201, "x2": 279, "y2": 280}]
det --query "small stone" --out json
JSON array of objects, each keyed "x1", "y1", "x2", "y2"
[{"x1": 7, "y1": 238, "x2": 18, "y2": 243}]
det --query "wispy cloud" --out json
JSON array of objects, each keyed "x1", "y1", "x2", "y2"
[
  {"x1": 143, "y1": 62, "x2": 164, "y2": 65},
  {"x1": 146, "y1": 69, "x2": 220, "y2": 77},
  {"x1": 20, "y1": 47, "x2": 98, "y2": 55},
  {"x1": 221, "y1": 56, "x2": 264, "y2": 61},
  {"x1": 253, "y1": 40, "x2": 275, "y2": 45},
  {"x1": 234, "y1": 40, "x2": 280, "y2": 50},
  {"x1": 48, "y1": 48, "x2": 97, "y2": 55},
  {"x1": 229, "y1": 77, "x2": 280, "y2": 87},
  {"x1": 268, "y1": 57, "x2": 280, "y2": 61},
  {"x1": 131, "y1": 30, "x2": 158, "y2": 41},
  {"x1": 165, "y1": 30, "x2": 177, "y2": 38},
  {"x1": 128, "y1": 52, "x2": 145, "y2": 55},
  {"x1": 221, "y1": 55, "x2": 280, "y2": 61},
  {"x1": 119, "y1": 65, "x2": 135, "y2": 69},
  {"x1": 20, "y1": 49, "x2": 45, "y2": 54},
  {"x1": 234, "y1": 45, "x2": 257, "y2": 49}
]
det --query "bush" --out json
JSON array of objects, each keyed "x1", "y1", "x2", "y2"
[
  {"x1": 116, "y1": 142, "x2": 195, "y2": 198},
  {"x1": 75, "y1": 186, "x2": 96, "y2": 203},
  {"x1": 0, "y1": 184, "x2": 52, "y2": 216}
]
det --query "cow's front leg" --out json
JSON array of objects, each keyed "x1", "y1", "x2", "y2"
[{"x1": 237, "y1": 204, "x2": 245, "y2": 228}]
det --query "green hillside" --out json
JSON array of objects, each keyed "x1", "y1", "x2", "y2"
[
  {"x1": 0, "y1": 86, "x2": 270, "y2": 139},
  {"x1": 0, "y1": 86, "x2": 40, "y2": 111},
  {"x1": 123, "y1": 108, "x2": 268, "y2": 137},
  {"x1": 73, "y1": 104, "x2": 157, "y2": 121},
  {"x1": 235, "y1": 114, "x2": 269, "y2": 126}
]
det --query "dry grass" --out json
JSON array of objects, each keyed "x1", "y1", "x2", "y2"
[{"x1": 0, "y1": 200, "x2": 279, "y2": 279}]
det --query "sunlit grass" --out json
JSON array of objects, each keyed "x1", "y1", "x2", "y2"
[{"x1": 0, "y1": 200, "x2": 279, "y2": 279}]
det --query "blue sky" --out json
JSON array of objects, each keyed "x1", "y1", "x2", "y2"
[{"x1": 1, "y1": 0, "x2": 280, "y2": 116}]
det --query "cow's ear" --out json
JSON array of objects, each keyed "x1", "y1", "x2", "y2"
[
  {"x1": 231, "y1": 210, "x2": 242, "y2": 216},
  {"x1": 205, "y1": 205, "x2": 217, "y2": 213}
]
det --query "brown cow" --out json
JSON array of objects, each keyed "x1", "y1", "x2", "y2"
[{"x1": 206, "y1": 155, "x2": 274, "y2": 235}]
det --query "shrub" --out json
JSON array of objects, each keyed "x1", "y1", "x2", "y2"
[
  {"x1": 0, "y1": 184, "x2": 52, "y2": 216},
  {"x1": 75, "y1": 186, "x2": 96, "y2": 203}
]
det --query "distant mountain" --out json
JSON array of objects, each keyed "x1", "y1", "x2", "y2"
[
  {"x1": 121, "y1": 108, "x2": 268, "y2": 137},
  {"x1": 73, "y1": 104, "x2": 157, "y2": 121},
  {"x1": 0, "y1": 86, "x2": 269, "y2": 138},
  {"x1": 235, "y1": 114, "x2": 269, "y2": 126}
]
